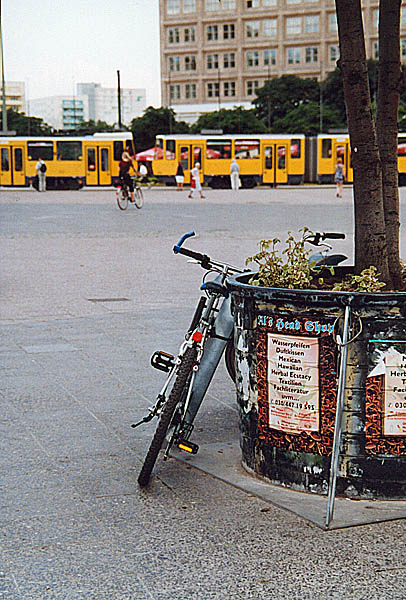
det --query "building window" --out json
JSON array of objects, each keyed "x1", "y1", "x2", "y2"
[
  {"x1": 264, "y1": 49, "x2": 276, "y2": 66},
  {"x1": 247, "y1": 51, "x2": 259, "y2": 67},
  {"x1": 223, "y1": 53, "x2": 235, "y2": 68},
  {"x1": 169, "y1": 56, "x2": 180, "y2": 71},
  {"x1": 402, "y1": 7, "x2": 406, "y2": 25},
  {"x1": 207, "y1": 82, "x2": 219, "y2": 97},
  {"x1": 246, "y1": 21, "x2": 260, "y2": 38},
  {"x1": 223, "y1": 24, "x2": 235, "y2": 39},
  {"x1": 329, "y1": 13, "x2": 338, "y2": 31},
  {"x1": 286, "y1": 0, "x2": 300, "y2": 3},
  {"x1": 305, "y1": 47, "x2": 318, "y2": 63},
  {"x1": 223, "y1": 81, "x2": 236, "y2": 97},
  {"x1": 207, "y1": 25, "x2": 219, "y2": 40},
  {"x1": 168, "y1": 28, "x2": 180, "y2": 43},
  {"x1": 170, "y1": 84, "x2": 181, "y2": 101},
  {"x1": 263, "y1": 0, "x2": 277, "y2": 5},
  {"x1": 330, "y1": 45, "x2": 340, "y2": 62},
  {"x1": 286, "y1": 17, "x2": 301, "y2": 35},
  {"x1": 263, "y1": 18, "x2": 277, "y2": 37},
  {"x1": 184, "y1": 26, "x2": 195, "y2": 42},
  {"x1": 374, "y1": 9, "x2": 379, "y2": 28},
  {"x1": 185, "y1": 83, "x2": 197, "y2": 98},
  {"x1": 246, "y1": 80, "x2": 259, "y2": 95},
  {"x1": 287, "y1": 47, "x2": 301, "y2": 64},
  {"x1": 207, "y1": 54, "x2": 219, "y2": 69},
  {"x1": 167, "y1": 0, "x2": 180, "y2": 14},
  {"x1": 373, "y1": 41, "x2": 379, "y2": 60},
  {"x1": 185, "y1": 56, "x2": 196, "y2": 70},
  {"x1": 304, "y1": 15, "x2": 319, "y2": 33},
  {"x1": 206, "y1": 0, "x2": 236, "y2": 8},
  {"x1": 247, "y1": 0, "x2": 260, "y2": 7},
  {"x1": 402, "y1": 40, "x2": 406, "y2": 59},
  {"x1": 183, "y1": 0, "x2": 196, "y2": 12},
  {"x1": 221, "y1": 0, "x2": 236, "y2": 8}
]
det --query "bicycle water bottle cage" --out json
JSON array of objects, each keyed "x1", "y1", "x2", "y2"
[
  {"x1": 151, "y1": 350, "x2": 175, "y2": 373},
  {"x1": 201, "y1": 281, "x2": 229, "y2": 297}
]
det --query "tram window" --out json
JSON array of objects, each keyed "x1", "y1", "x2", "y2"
[
  {"x1": 1, "y1": 148, "x2": 9, "y2": 171},
  {"x1": 235, "y1": 139, "x2": 260, "y2": 159},
  {"x1": 277, "y1": 147, "x2": 286, "y2": 169},
  {"x1": 265, "y1": 146, "x2": 272, "y2": 169},
  {"x1": 193, "y1": 147, "x2": 202, "y2": 166},
  {"x1": 206, "y1": 140, "x2": 232, "y2": 159},
  {"x1": 27, "y1": 141, "x2": 53, "y2": 161},
  {"x1": 336, "y1": 145, "x2": 344, "y2": 160},
  {"x1": 291, "y1": 138, "x2": 301, "y2": 159},
  {"x1": 87, "y1": 148, "x2": 96, "y2": 171},
  {"x1": 14, "y1": 148, "x2": 23, "y2": 171},
  {"x1": 398, "y1": 137, "x2": 406, "y2": 156},
  {"x1": 114, "y1": 141, "x2": 124, "y2": 161},
  {"x1": 166, "y1": 140, "x2": 176, "y2": 159},
  {"x1": 180, "y1": 146, "x2": 189, "y2": 170},
  {"x1": 155, "y1": 138, "x2": 163, "y2": 159},
  {"x1": 101, "y1": 148, "x2": 109, "y2": 171},
  {"x1": 321, "y1": 138, "x2": 332, "y2": 158},
  {"x1": 125, "y1": 139, "x2": 134, "y2": 155},
  {"x1": 56, "y1": 141, "x2": 82, "y2": 161}
]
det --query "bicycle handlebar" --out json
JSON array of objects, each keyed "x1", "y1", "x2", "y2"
[
  {"x1": 323, "y1": 232, "x2": 345, "y2": 240},
  {"x1": 173, "y1": 232, "x2": 212, "y2": 268}
]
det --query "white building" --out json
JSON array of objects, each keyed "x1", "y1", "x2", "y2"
[
  {"x1": 1, "y1": 81, "x2": 26, "y2": 113},
  {"x1": 29, "y1": 96, "x2": 89, "y2": 130},
  {"x1": 77, "y1": 83, "x2": 146, "y2": 126}
]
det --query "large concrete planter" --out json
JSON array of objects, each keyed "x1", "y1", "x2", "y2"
[{"x1": 227, "y1": 272, "x2": 406, "y2": 500}]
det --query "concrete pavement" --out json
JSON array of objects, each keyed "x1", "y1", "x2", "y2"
[{"x1": 1, "y1": 186, "x2": 406, "y2": 599}]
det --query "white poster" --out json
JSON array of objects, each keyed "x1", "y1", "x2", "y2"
[
  {"x1": 267, "y1": 333, "x2": 319, "y2": 434},
  {"x1": 368, "y1": 348, "x2": 406, "y2": 436}
]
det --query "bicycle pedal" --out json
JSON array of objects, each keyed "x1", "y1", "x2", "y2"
[
  {"x1": 177, "y1": 440, "x2": 199, "y2": 455},
  {"x1": 151, "y1": 350, "x2": 175, "y2": 373}
]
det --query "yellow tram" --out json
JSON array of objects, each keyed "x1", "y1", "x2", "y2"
[
  {"x1": 0, "y1": 132, "x2": 135, "y2": 190},
  {"x1": 152, "y1": 134, "x2": 306, "y2": 188}
]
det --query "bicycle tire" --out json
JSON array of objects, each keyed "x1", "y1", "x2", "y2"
[
  {"x1": 224, "y1": 339, "x2": 236, "y2": 383},
  {"x1": 117, "y1": 188, "x2": 128, "y2": 210},
  {"x1": 138, "y1": 345, "x2": 197, "y2": 487},
  {"x1": 135, "y1": 187, "x2": 144, "y2": 209}
]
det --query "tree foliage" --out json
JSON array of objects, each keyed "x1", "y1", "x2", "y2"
[
  {"x1": 130, "y1": 106, "x2": 190, "y2": 152},
  {"x1": 191, "y1": 107, "x2": 267, "y2": 134},
  {"x1": 1, "y1": 108, "x2": 52, "y2": 135}
]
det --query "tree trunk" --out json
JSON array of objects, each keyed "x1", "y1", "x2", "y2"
[
  {"x1": 335, "y1": 0, "x2": 390, "y2": 285},
  {"x1": 376, "y1": 0, "x2": 403, "y2": 289}
]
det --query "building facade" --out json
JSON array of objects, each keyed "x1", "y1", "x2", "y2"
[
  {"x1": 29, "y1": 96, "x2": 89, "y2": 130},
  {"x1": 159, "y1": 0, "x2": 406, "y2": 123},
  {"x1": 1, "y1": 81, "x2": 26, "y2": 113},
  {"x1": 76, "y1": 83, "x2": 146, "y2": 126}
]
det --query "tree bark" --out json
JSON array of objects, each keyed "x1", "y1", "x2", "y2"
[
  {"x1": 376, "y1": 0, "x2": 403, "y2": 289},
  {"x1": 335, "y1": 0, "x2": 390, "y2": 285}
]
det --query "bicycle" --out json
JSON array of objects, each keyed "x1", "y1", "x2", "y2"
[
  {"x1": 116, "y1": 178, "x2": 143, "y2": 211},
  {"x1": 134, "y1": 230, "x2": 347, "y2": 487}
]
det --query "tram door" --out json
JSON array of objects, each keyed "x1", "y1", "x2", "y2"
[
  {"x1": 12, "y1": 146, "x2": 25, "y2": 186},
  {"x1": 179, "y1": 144, "x2": 203, "y2": 184},
  {"x1": 98, "y1": 146, "x2": 111, "y2": 186},
  {"x1": 84, "y1": 144, "x2": 98, "y2": 186},
  {"x1": 333, "y1": 139, "x2": 353, "y2": 183},
  {"x1": 262, "y1": 143, "x2": 288, "y2": 185},
  {"x1": 0, "y1": 146, "x2": 12, "y2": 186}
]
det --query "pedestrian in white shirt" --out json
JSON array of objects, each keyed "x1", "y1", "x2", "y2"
[
  {"x1": 230, "y1": 158, "x2": 240, "y2": 190},
  {"x1": 35, "y1": 157, "x2": 47, "y2": 192},
  {"x1": 188, "y1": 163, "x2": 205, "y2": 199}
]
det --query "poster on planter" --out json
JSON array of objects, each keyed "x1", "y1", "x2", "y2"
[
  {"x1": 267, "y1": 333, "x2": 319, "y2": 433},
  {"x1": 366, "y1": 344, "x2": 406, "y2": 454},
  {"x1": 256, "y1": 314, "x2": 338, "y2": 454}
]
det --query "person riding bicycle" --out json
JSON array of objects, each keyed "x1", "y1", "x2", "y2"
[{"x1": 119, "y1": 151, "x2": 136, "y2": 203}]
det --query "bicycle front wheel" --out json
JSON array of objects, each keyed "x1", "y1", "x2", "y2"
[
  {"x1": 117, "y1": 189, "x2": 128, "y2": 210},
  {"x1": 138, "y1": 346, "x2": 197, "y2": 487},
  {"x1": 135, "y1": 187, "x2": 144, "y2": 209}
]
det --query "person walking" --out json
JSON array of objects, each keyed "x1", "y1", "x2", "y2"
[
  {"x1": 188, "y1": 162, "x2": 205, "y2": 199},
  {"x1": 35, "y1": 157, "x2": 47, "y2": 192},
  {"x1": 175, "y1": 162, "x2": 184, "y2": 191},
  {"x1": 230, "y1": 158, "x2": 240, "y2": 190},
  {"x1": 334, "y1": 158, "x2": 345, "y2": 198},
  {"x1": 138, "y1": 162, "x2": 150, "y2": 189}
]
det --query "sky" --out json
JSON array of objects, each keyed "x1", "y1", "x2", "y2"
[{"x1": 3, "y1": 0, "x2": 162, "y2": 108}]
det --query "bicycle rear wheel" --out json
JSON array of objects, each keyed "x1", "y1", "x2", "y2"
[
  {"x1": 138, "y1": 346, "x2": 197, "y2": 487},
  {"x1": 224, "y1": 339, "x2": 236, "y2": 383},
  {"x1": 117, "y1": 188, "x2": 128, "y2": 210},
  {"x1": 135, "y1": 186, "x2": 144, "y2": 209}
]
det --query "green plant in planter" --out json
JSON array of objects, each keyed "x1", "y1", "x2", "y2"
[{"x1": 246, "y1": 229, "x2": 386, "y2": 293}]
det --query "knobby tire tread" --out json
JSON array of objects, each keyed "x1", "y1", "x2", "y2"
[
  {"x1": 137, "y1": 346, "x2": 197, "y2": 487},
  {"x1": 224, "y1": 339, "x2": 236, "y2": 383}
]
